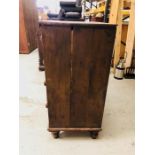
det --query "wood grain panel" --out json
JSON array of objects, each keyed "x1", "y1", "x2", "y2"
[
  {"x1": 37, "y1": 27, "x2": 44, "y2": 68},
  {"x1": 22, "y1": 0, "x2": 38, "y2": 52},
  {"x1": 41, "y1": 26, "x2": 71, "y2": 128},
  {"x1": 39, "y1": 21, "x2": 116, "y2": 136},
  {"x1": 19, "y1": 0, "x2": 29, "y2": 53},
  {"x1": 70, "y1": 26, "x2": 116, "y2": 128}
]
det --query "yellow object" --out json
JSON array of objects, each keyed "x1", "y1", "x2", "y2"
[
  {"x1": 96, "y1": 12, "x2": 103, "y2": 17},
  {"x1": 85, "y1": 1, "x2": 106, "y2": 16},
  {"x1": 84, "y1": 1, "x2": 130, "y2": 17},
  {"x1": 121, "y1": 9, "x2": 131, "y2": 15}
]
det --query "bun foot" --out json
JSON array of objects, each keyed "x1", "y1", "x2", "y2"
[
  {"x1": 39, "y1": 65, "x2": 45, "y2": 71},
  {"x1": 52, "y1": 131, "x2": 60, "y2": 139},
  {"x1": 90, "y1": 131, "x2": 98, "y2": 139}
]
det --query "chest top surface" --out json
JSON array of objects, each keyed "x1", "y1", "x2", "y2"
[{"x1": 39, "y1": 20, "x2": 116, "y2": 28}]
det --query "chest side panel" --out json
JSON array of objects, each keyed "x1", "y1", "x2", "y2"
[{"x1": 70, "y1": 26, "x2": 116, "y2": 128}]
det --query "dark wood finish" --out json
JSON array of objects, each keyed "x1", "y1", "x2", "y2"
[
  {"x1": 19, "y1": 0, "x2": 38, "y2": 54},
  {"x1": 71, "y1": 26, "x2": 116, "y2": 128},
  {"x1": 40, "y1": 20, "x2": 116, "y2": 138},
  {"x1": 42, "y1": 26, "x2": 71, "y2": 128},
  {"x1": 37, "y1": 28, "x2": 45, "y2": 71},
  {"x1": 48, "y1": 128, "x2": 102, "y2": 131},
  {"x1": 38, "y1": 20, "x2": 116, "y2": 70},
  {"x1": 39, "y1": 20, "x2": 116, "y2": 27}
]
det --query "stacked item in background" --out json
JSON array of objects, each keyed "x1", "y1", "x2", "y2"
[{"x1": 47, "y1": 0, "x2": 83, "y2": 21}]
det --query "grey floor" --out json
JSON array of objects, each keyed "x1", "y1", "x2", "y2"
[{"x1": 19, "y1": 50, "x2": 135, "y2": 155}]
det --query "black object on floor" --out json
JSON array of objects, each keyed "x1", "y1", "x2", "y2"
[{"x1": 124, "y1": 67, "x2": 135, "y2": 79}]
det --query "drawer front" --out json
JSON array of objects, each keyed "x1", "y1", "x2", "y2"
[{"x1": 41, "y1": 26, "x2": 71, "y2": 128}]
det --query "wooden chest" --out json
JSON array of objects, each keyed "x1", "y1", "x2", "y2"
[{"x1": 39, "y1": 20, "x2": 116, "y2": 138}]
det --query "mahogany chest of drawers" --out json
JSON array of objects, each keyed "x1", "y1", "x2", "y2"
[{"x1": 39, "y1": 20, "x2": 116, "y2": 138}]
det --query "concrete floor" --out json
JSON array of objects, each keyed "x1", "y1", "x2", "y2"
[{"x1": 19, "y1": 50, "x2": 135, "y2": 155}]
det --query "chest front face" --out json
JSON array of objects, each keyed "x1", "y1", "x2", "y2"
[{"x1": 40, "y1": 23, "x2": 116, "y2": 129}]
